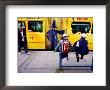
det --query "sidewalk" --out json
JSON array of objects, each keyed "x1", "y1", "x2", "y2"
[{"x1": 18, "y1": 51, "x2": 93, "y2": 73}]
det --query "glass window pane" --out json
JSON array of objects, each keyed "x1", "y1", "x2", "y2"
[
  {"x1": 18, "y1": 21, "x2": 25, "y2": 28},
  {"x1": 71, "y1": 22, "x2": 90, "y2": 34},
  {"x1": 28, "y1": 21, "x2": 43, "y2": 32}
]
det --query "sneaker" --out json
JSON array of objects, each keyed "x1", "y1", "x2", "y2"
[
  {"x1": 18, "y1": 52, "x2": 21, "y2": 55},
  {"x1": 26, "y1": 52, "x2": 30, "y2": 55}
]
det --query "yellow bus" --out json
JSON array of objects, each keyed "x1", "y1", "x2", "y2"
[{"x1": 18, "y1": 17, "x2": 93, "y2": 50}]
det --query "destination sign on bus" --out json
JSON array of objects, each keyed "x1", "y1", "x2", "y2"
[{"x1": 72, "y1": 17, "x2": 88, "y2": 20}]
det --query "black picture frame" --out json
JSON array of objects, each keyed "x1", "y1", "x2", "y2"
[{"x1": 0, "y1": 0, "x2": 110, "y2": 90}]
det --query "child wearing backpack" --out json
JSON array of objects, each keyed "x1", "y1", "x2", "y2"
[{"x1": 55, "y1": 34, "x2": 73, "y2": 67}]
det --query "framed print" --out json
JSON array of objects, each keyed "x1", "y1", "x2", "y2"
[{"x1": 0, "y1": 0, "x2": 110, "y2": 90}]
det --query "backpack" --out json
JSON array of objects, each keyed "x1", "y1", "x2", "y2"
[{"x1": 61, "y1": 40, "x2": 70, "y2": 53}]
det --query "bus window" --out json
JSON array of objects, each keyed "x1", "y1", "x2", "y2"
[
  {"x1": 18, "y1": 21, "x2": 25, "y2": 28},
  {"x1": 71, "y1": 22, "x2": 90, "y2": 34},
  {"x1": 28, "y1": 21, "x2": 43, "y2": 32}
]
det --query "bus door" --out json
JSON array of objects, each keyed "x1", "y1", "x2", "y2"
[{"x1": 26, "y1": 20, "x2": 46, "y2": 49}]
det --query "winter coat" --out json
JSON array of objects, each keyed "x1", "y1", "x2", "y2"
[
  {"x1": 76, "y1": 37, "x2": 89, "y2": 55},
  {"x1": 18, "y1": 28, "x2": 27, "y2": 45}
]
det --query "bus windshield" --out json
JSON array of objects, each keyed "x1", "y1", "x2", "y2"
[{"x1": 71, "y1": 22, "x2": 90, "y2": 34}]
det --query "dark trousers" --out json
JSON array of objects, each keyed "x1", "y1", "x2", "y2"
[
  {"x1": 59, "y1": 52, "x2": 68, "y2": 67},
  {"x1": 76, "y1": 52, "x2": 84, "y2": 62},
  {"x1": 50, "y1": 42, "x2": 54, "y2": 50},
  {"x1": 18, "y1": 41, "x2": 28, "y2": 53},
  {"x1": 50, "y1": 41, "x2": 57, "y2": 51}
]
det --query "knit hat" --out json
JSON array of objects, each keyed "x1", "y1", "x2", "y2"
[{"x1": 81, "y1": 33, "x2": 86, "y2": 38}]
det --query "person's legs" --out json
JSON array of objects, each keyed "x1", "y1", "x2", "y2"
[
  {"x1": 66, "y1": 53, "x2": 69, "y2": 60},
  {"x1": 18, "y1": 41, "x2": 22, "y2": 54},
  {"x1": 23, "y1": 41, "x2": 28, "y2": 53},
  {"x1": 51, "y1": 42, "x2": 54, "y2": 50},
  {"x1": 59, "y1": 52, "x2": 62, "y2": 67},
  {"x1": 76, "y1": 52, "x2": 79, "y2": 62},
  {"x1": 80, "y1": 54, "x2": 87, "y2": 62},
  {"x1": 23, "y1": 41, "x2": 30, "y2": 55},
  {"x1": 59, "y1": 52, "x2": 68, "y2": 67},
  {"x1": 80, "y1": 54, "x2": 84, "y2": 59},
  {"x1": 18, "y1": 45, "x2": 21, "y2": 52}
]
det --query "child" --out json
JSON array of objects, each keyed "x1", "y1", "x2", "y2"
[
  {"x1": 55, "y1": 34, "x2": 73, "y2": 67},
  {"x1": 75, "y1": 33, "x2": 89, "y2": 62}
]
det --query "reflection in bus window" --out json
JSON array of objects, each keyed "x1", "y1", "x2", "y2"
[
  {"x1": 18, "y1": 21, "x2": 25, "y2": 28},
  {"x1": 28, "y1": 21, "x2": 43, "y2": 32},
  {"x1": 71, "y1": 22, "x2": 90, "y2": 34}
]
